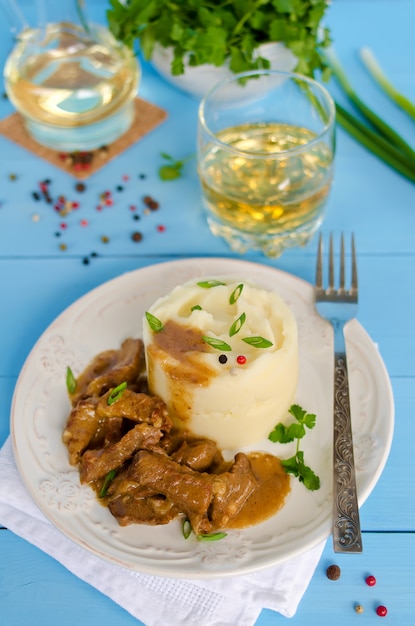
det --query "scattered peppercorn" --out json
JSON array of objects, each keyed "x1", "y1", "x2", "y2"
[
  {"x1": 219, "y1": 355, "x2": 228, "y2": 364},
  {"x1": 90, "y1": 252, "x2": 98, "y2": 257},
  {"x1": 133, "y1": 214, "x2": 140, "y2": 221},
  {"x1": 32, "y1": 213, "x2": 40, "y2": 222},
  {"x1": 32, "y1": 191, "x2": 40, "y2": 200},
  {"x1": 59, "y1": 243, "x2": 67, "y2": 251},
  {"x1": 82, "y1": 256, "x2": 90, "y2": 265},
  {"x1": 132, "y1": 231, "x2": 143, "y2": 242},
  {"x1": 376, "y1": 605, "x2": 387, "y2": 617},
  {"x1": 116, "y1": 185, "x2": 124, "y2": 192},
  {"x1": 75, "y1": 182, "x2": 86, "y2": 192},
  {"x1": 366, "y1": 575, "x2": 376, "y2": 586},
  {"x1": 101, "y1": 235, "x2": 109, "y2": 243},
  {"x1": 157, "y1": 224, "x2": 166, "y2": 232},
  {"x1": 355, "y1": 604, "x2": 364, "y2": 614},
  {"x1": 236, "y1": 355, "x2": 247, "y2": 365},
  {"x1": 138, "y1": 173, "x2": 146, "y2": 179},
  {"x1": 9, "y1": 173, "x2": 17, "y2": 181},
  {"x1": 326, "y1": 564, "x2": 341, "y2": 580}
]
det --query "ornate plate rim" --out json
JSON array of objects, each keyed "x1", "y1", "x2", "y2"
[{"x1": 10, "y1": 257, "x2": 395, "y2": 578}]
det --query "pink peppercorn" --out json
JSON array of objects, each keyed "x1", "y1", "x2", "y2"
[
  {"x1": 376, "y1": 605, "x2": 387, "y2": 617},
  {"x1": 366, "y1": 575, "x2": 376, "y2": 586},
  {"x1": 236, "y1": 355, "x2": 247, "y2": 365},
  {"x1": 157, "y1": 224, "x2": 166, "y2": 232}
]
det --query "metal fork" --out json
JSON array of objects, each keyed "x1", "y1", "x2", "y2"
[{"x1": 315, "y1": 233, "x2": 363, "y2": 553}]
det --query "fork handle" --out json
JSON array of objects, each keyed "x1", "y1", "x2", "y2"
[{"x1": 332, "y1": 322, "x2": 363, "y2": 553}]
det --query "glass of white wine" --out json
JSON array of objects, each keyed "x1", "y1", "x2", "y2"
[{"x1": 197, "y1": 70, "x2": 336, "y2": 257}]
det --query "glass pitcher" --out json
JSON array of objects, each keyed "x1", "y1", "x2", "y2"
[{"x1": 2, "y1": 0, "x2": 140, "y2": 151}]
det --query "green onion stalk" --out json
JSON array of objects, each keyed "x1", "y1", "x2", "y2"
[{"x1": 324, "y1": 48, "x2": 415, "y2": 183}]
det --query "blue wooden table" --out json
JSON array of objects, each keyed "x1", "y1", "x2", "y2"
[{"x1": 1, "y1": 1, "x2": 414, "y2": 624}]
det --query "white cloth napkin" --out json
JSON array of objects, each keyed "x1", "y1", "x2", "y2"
[{"x1": 0, "y1": 437, "x2": 325, "y2": 626}]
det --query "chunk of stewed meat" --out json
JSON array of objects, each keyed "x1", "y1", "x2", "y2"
[
  {"x1": 80, "y1": 423, "x2": 162, "y2": 483},
  {"x1": 171, "y1": 438, "x2": 222, "y2": 472},
  {"x1": 62, "y1": 398, "x2": 100, "y2": 465},
  {"x1": 108, "y1": 493, "x2": 179, "y2": 526},
  {"x1": 69, "y1": 338, "x2": 145, "y2": 404},
  {"x1": 96, "y1": 389, "x2": 172, "y2": 432}
]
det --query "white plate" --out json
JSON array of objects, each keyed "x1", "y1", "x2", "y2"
[{"x1": 11, "y1": 258, "x2": 394, "y2": 578}]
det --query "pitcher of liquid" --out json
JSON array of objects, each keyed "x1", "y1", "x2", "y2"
[{"x1": 2, "y1": 0, "x2": 140, "y2": 151}]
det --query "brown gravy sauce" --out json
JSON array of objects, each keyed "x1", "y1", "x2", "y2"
[
  {"x1": 147, "y1": 320, "x2": 217, "y2": 423},
  {"x1": 227, "y1": 452, "x2": 291, "y2": 529}
]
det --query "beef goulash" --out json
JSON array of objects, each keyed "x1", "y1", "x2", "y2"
[{"x1": 63, "y1": 336, "x2": 291, "y2": 537}]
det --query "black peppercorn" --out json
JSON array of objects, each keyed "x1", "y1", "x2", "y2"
[{"x1": 326, "y1": 564, "x2": 341, "y2": 580}]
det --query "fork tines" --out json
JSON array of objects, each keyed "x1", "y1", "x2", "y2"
[{"x1": 315, "y1": 233, "x2": 358, "y2": 303}]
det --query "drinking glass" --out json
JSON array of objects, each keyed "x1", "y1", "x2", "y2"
[{"x1": 197, "y1": 70, "x2": 336, "y2": 257}]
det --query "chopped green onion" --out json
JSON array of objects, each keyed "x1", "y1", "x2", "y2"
[
  {"x1": 229, "y1": 312, "x2": 246, "y2": 337},
  {"x1": 242, "y1": 336, "x2": 273, "y2": 348},
  {"x1": 229, "y1": 283, "x2": 244, "y2": 304},
  {"x1": 66, "y1": 366, "x2": 77, "y2": 394},
  {"x1": 182, "y1": 518, "x2": 192, "y2": 539},
  {"x1": 145, "y1": 311, "x2": 164, "y2": 332},
  {"x1": 202, "y1": 336, "x2": 232, "y2": 351},
  {"x1": 196, "y1": 531, "x2": 227, "y2": 542},
  {"x1": 335, "y1": 103, "x2": 415, "y2": 183},
  {"x1": 360, "y1": 47, "x2": 415, "y2": 122},
  {"x1": 197, "y1": 280, "x2": 225, "y2": 288},
  {"x1": 326, "y1": 49, "x2": 415, "y2": 159},
  {"x1": 99, "y1": 469, "x2": 117, "y2": 498},
  {"x1": 191, "y1": 305, "x2": 202, "y2": 311},
  {"x1": 107, "y1": 381, "x2": 128, "y2": 405}
]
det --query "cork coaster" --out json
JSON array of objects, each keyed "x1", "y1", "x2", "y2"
[{"x1": 0, "y1": 98, "x2": 167, "y2": 179}]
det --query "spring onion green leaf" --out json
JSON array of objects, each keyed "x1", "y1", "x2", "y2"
[
  {"x1": 197, "y1": 280, "x2": 225, "y2": 288},
  {"x1": 107, "y1": 381, "x2": 128, "y2": 406},
  {"x1": 145, "y1": 311, "x2": 164, "y2": 332},
  {"x1": 202, "y1": 336, "x2": 232, "y2": 351},
  {"x1": 326, "y1": 49, "x2": 415, "y2": 159},
  {"x1": 191, "y1": 305, "x2": 202, "y2": 311},
  {"x1": 229, "y1": 312, "x2": 246, "y2": 337},
  {"x1": 242, "y1": 336, "x2": 273, "y2": 349},
  {"x1": 182, "y1": 518, "x2": 192, "y2": 540},
  {"x1": 99, "y1": 469, "x2": 117, "y2": 498},
  {"x1": 66, "y1": 366, "x2": 77, "y2": 394},
  {"x1": 196, "y1": 531, "x2": 227, "y2": 542},
  {"x1": 335, "y1": 103, "x2": 415, "y2": 183},
  {"x1": 360, "y1": 47, "x2": 415, "y2": 122},
  {"x1": 229, "y1": 283, "x2": 244, "y2": 304}
]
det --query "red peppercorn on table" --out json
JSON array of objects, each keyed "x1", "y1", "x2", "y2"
[{"x1": 1, "y1": 1, "x2": 414, "y2": 625}]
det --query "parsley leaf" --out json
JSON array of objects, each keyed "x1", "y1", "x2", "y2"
[
  {"x1": 158, "y1": 152, "x2": 194, "y2": 181},
  {"x1": 268, "y1": 403, "x2": 320, "y2": 491},
  {"x1": 107, "y1": 0, "x2": 331, "y2": 79}
]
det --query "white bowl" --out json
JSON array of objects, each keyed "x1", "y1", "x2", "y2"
[{"x1": 150, "y1": 41, "x2": 297, "y2": 99}]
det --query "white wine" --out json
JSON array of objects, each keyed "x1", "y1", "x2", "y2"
[{"x1": 198, "y1": 122, "x2": 333, "y2": 236}]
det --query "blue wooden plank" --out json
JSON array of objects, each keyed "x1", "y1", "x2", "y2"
[{"x1": 1, "y1": 530, "x2": 414, "y2": 626}]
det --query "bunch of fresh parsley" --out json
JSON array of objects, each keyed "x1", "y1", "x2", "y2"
[{"x1": 107, "y1": 0, "x2": 331, "y2": 78}]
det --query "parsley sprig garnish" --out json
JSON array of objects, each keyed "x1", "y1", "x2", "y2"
[
  {"x1": 268, "y1": 404, "x2": 320, "y2": 491},
  {"x1": 158, "y1": 152, "x2": 194, "y2": 181}
]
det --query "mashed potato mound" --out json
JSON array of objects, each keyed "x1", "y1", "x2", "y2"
[{"x1": 142, "y1": 278, "x2": 298, "y2": 449}]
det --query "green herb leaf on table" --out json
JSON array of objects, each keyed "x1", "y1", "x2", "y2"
[
  {"x1": 158, "y1": 152, "x2": 194, "y2": 181},
  {"x1": 66, "y1": 366, "x2": 77, "y2": 394},
  {"x1": 268, "y1": 403, "x2": 320, "y2": 491}
]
